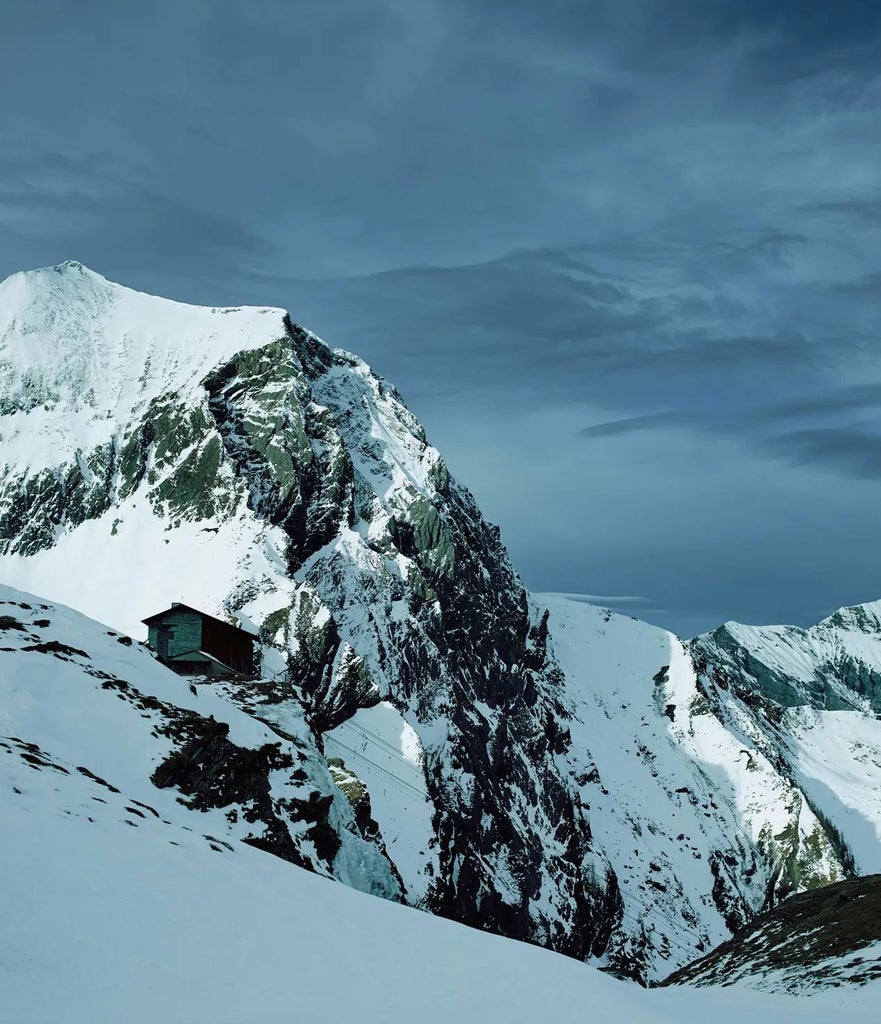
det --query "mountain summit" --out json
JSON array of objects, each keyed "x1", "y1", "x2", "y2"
[
  {"x1": 1, "y1": 264, "x2": 880, "y2": 984},
  {"x1": 0, "y1": 260, "x2": 286, "y2": 472}
]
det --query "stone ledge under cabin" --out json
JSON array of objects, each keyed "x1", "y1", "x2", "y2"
[{"x1": 142, "y1": 602, "x2": 257, "y2": 678}]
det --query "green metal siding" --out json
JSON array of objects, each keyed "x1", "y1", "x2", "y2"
[{"x1": 148, "y1": 609, "x2": 203, "y2": 660}]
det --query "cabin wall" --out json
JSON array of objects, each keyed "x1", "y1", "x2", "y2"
[
  {"x1": 147, "y1": 609, "x2": 203, "y2": 661},
  {"x1": 201, "y1": 616, "x2": 254, "y2": 674},
  {"x1": 145, "y1": 606, "x2": 254, "y2": 676}
]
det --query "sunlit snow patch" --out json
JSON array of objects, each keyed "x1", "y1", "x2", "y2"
[{"x1": 326, "y1": 700, "x2": 438, "y2": 902}]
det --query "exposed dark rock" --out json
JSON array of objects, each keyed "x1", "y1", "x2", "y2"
[
  {"x1": 22, "y1": 640, "x2": 89, "y2": 659},
  {"x1": 150, "y1": 713, "x2": 342, "y2": 869}
]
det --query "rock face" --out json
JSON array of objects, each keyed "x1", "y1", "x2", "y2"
[{"x1": 1, "y1": 262, "x2": 880, "y2": 984}]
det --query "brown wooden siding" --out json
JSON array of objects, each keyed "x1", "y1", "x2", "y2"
[{"x1": 200, "y1": 616, "x2": 255, "y2": 674}]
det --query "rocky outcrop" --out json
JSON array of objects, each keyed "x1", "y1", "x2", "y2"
[{"x1": 663, "y1": 873, "x2": 881, "y2": 992}]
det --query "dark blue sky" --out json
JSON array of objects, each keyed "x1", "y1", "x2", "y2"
[{"x1": 2, "y1": 0, "x2": 880, "y2": 634}]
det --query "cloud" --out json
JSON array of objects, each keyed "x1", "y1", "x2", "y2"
[
  {"x1": 576, "y1": 385, "x2": 881, "y2": 475},
  {"x1": 806, "y1": 197, "x2": 881, "y2": 225},
  {"x1": 0, "y1": 156, "x2": 279, "y2": 300},
  {"x1": 761, "y1": 428, "x2": 881, "y2": 478},
  {"x1": 3, "y1": 0, "x2": 881, "y2": 635},
  {"x1": 3, "y1": 0, "x2": 881, "y2": 281},
  {"x1": 737, "y1": 384, "x2": 881, "y2": 426},
  {"x1": 578, "y1": 412, "x2": 694, "y2": 438},
  {"x1": 546, "y1": 593, "x2": 652, "y2": 604}
]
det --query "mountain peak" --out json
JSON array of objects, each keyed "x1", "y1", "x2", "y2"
[
  {"x1": 0, "y1": 262, "x2": 291, "y2": 470},
  {"x1": 1, "y1": 258, "x2": 108, "y2": 295},
  {"x1": 819, "y1": 599, "x2": 881, "y2": 634},
  {"x1": 49, "y1": 258, "x2": 99, "y2": 276}
]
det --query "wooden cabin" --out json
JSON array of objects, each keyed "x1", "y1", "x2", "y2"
[{"x1": 142, "y1": 603, "x2": 257, "y2": 678}]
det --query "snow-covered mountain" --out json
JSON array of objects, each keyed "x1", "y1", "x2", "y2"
[
  {"x1": 0, "y1": 261, "x2": 618, "y2": 967},
  {"x1": 692, "y1": 609, "x2": 881, "y2": 877},
  {"x1": 1, "y1": 261, "x2": 880, "y2": 986},
  {"x1": 536, "y1": 595, "x2": 881, "y2": 978},
  {"x1": 694, "y1": 605, "x2": 881, "y2": 715},
  {"x1": 5, "y1": 591, "x2": 880, "y2": 1022}
]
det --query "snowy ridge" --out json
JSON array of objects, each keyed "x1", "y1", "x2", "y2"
[
  {"x1": 325, "y1": 700, "x2": 439, "y2": 902},
  {"x1": 781, "y1": 707, "x2": 881, "y2": 873},
  {"x1": 696, "y1": 601, "x2": 881, "y2": 712},
  {"x1": 542, "y1": 595, "x2": 852, "y2": 977},
  {"x1": 692, "y1": 607, "x2": 881, "y2": 879},
  {"x1": 0, "y1": 261, "x2": 287, "y2": 470}
]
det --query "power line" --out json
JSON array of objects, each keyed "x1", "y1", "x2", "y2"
[
  {"x1": 339, "y1": 719, "x2": 424, "y2": 777},
  {"x1": 327, "y1": 720, "x2": 709, "y2": 966},
  {"x1": 326, "y1": 734, "x2": 428, "y2": 802}
]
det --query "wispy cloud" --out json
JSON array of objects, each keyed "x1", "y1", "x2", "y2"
[
  {"x1": 546, "y1": 593, "x2": 652, "y2": 605},
  {"x1": 578, "y1": 412, "x2": 694, "y2": 438}
]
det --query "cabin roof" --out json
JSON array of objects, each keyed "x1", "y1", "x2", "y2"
[{"x1": 141, "y1": 603, "x2": 258, "y2": 638}]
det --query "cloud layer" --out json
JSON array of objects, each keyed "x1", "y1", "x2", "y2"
[{"x1": 2, "y1": 0, "x2": 880, "y2": 634}]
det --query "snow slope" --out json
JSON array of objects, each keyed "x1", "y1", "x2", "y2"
[
  {"x1": 0, "y1": 585, "x2": 401, "y2": 900},
  {"x1": 7, "y1": 792, "x2": 879, "y2": 1024}
]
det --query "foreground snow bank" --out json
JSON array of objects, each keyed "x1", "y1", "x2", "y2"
[{"x1": 3, "y1": 783, "x2": 879, "y2": 1024}]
